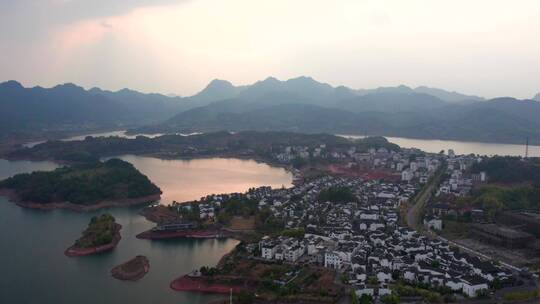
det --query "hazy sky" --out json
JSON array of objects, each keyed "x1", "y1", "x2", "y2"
[{"x1": 1, "y1": 0, "x2": 539, "y2": 98}]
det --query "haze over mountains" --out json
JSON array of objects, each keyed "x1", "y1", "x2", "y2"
[{"x1": 2, "y1": 77, "x2": 540, "y2": 144}]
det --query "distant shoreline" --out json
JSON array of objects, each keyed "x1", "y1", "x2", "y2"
[{"x1": 0, "y1": 189, "x2": 160, "y2": 212}]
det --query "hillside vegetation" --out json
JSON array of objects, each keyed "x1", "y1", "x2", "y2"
[
  {"x1": 0, "y1": 159, "x2": 161, "y2": 205},
  {"x1": 75, "y1": 214, "x2": 117, "y2": 248}
]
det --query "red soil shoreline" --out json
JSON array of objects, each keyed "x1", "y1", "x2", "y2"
[
  {"x1": 170, "y1": 275, "x2": 245, "y2": 294},
  {"x1": 111, "y1": 255, "x2": 150, "y2": 281},
  {"x1": 0, "y1": 189, "x2": 160, "y2": 212},
  {"x1": 64, "y1": 223, "x2": 122, "y2": 257},
  {"x1": 136, "y1": 229, "x2": 226, "y2": 240}
]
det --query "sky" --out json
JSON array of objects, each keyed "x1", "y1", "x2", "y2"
[{"x1": 1, "y1": 0, "x2": 539, "y2": 99}]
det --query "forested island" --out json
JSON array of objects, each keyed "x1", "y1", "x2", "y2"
[
  {"x1": 0, "y1": 158, "x2": 161, "y2": 211},
  {"x1": 65, "y1": 214, "x2": 122, "y2": 257}
]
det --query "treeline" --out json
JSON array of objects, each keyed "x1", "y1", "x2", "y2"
[
  {"x1": 216, "y1": 198, "x2": 259, "y2": 225},
  {"x1": 471, "y1": 186, "x2": 540, "y2": 213},
  {"x1": 75, "y1": 214, "x2": 117, "y2": 248},
  {"x1": 7, "y1": 131, "x2": 400, "y2": 162},
  {"x1": 0, "y1": 159, "x2": 161, "y2": 205},
  {"x1": 468, "y1": 157, "x2": 540, "y2": 214},
  {"x1": 471, "y1": 156, "x2": 540, "y2": 185},
  {"x1": 318, "y1": 186, "x2": 357, "y2": 203}
]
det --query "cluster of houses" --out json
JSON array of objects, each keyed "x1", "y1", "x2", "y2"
[
  {"x1": 423, "y1": 153, "x2": 488, "y2": 230},
  {"x1": 272, "y1": 142, "x2": 442, "y2": 181},
  {"x1": 252, "y1": 175, "x2": 514, "y2": 299},
  {"x1": 437, "y1": 153, "x2": 482, "y2": 197},
  {"x1": 397, "y1": 153, "x2": 442, "y2": 184},
  {"x1": 172, "y1": 145, "x2": 520, "y2": 301}
]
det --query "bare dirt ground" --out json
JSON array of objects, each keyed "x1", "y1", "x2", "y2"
[
  {"x1": 140, "y1": 205, "x2": 181, "y2": 223},
  {"x1": 228, "y1": 216, "x2": 256, "y2": 231},
  {"x1": 454, "y1": 238, "x2": 540, "y2": 269}
]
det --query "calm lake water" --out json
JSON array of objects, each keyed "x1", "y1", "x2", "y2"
[
  {"x1": 25, "y1": 129, "x2": 540, "y2": 157},
  {"x1": 339, "y1": 135, "x2": 540, "y2": 157},
  {"x1": 0, "y1": 157, "x2": 292, "y2": 304},
  {"x1": 23, "y1": 130, "x2": 201, "y2": 148},
  {"x1": 115, "y1": 155, "x2": 293, "y2": 204}
]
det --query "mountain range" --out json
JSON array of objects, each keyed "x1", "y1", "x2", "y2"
[{"x1": 2, "y1": 77, "x2": 540, "y2": 144}]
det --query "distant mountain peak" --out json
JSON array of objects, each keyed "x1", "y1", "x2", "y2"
[
  {"x1": 414, "y1": 86, "x2": 484, "y2": 102},
  {"x1": 53, "y1": 83, "x2": 85, "y2": 92},
  {"x1": 207, "y1": 79, "x2": 233, "y2": 87},
  {"x1": 258, "y1": 76, "x2": 280, "y2": 85},
  {"x1": 287, "y1": 75, "x2": 314, "y2": 82},
  {"x1": 397, "y1": 84, "x2": 412, "y2": 90},
  {"x1": 0, "y1": 80, "x2": 23, "y2": 90},
  {"x1": 196, "y1": 79, "x2": 236, "y2": 95},
  {"x1": 188, "y1": 78, "x2": 240, "y2": 103},
  {"x1": 88, "y1": 87, "x2": 104, "y2": 94},
  {"x1": 533, "y1": 92, "x2": 540, "y2": 102}
]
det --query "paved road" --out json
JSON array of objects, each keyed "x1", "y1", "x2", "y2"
[{"x1": 406, "y1": 165, "x2": 446, "y2": 230}]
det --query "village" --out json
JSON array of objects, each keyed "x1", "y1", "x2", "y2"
[{"x1": 151, "y1": 142, "x2": 539, "y2": 303}]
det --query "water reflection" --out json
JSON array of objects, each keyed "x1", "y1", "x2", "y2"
[{"x1": 115, "y1": 155, "x2": 293, "y2": 204}]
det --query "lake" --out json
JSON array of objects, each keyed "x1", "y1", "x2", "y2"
[
  {"x1": 24, "y1": 129, "x2": 540, "y2": 157},
  {"x1": 23, "y1": 130, "x2": 200, "y2": 148},
  {"x1": 0, "y1": 157, "x2": 293, "y2": 304},
  {"x1": 115, "y1": 155, "x2": 293, "y2": 204},
  {"x1": 339, "y1": 135, "x2": 540, "y2": 157}
]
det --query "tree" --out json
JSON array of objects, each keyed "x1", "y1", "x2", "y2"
[
  {"x1": 351, "y1": 290, "x2": 359, "y2": 304},
  {"x1": 236, "y1": 291, "x2": 254, "y2": 304},
  {"x1": 490, "y1": 278, "x2": 502, "y2": 290},
  {"x1": 281, "y1": 228, "x2": 305, "y2": 238},
  {"x1": 318, "y1": 186, "x2": 357, "y2": 203},
  {"x1": 359, "y1": 294, "x2": 373, "y2": 304},
  {"x1": 481, "y1": 196, "x2": 503, "y2": 221},
  {"x1": 381, "y1": 294, "x2": 400, "y2": 304}
]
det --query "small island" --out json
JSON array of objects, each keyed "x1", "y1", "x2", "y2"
[
  {"x1": 0, "y1": 158, "x2": 161, "y2": 211},
  {"x1": 111, "y1": 255, "x2": 150, "y2": 281},
  {"x1": 65, "y1": 214, "x2": 122, "y2": 257}
]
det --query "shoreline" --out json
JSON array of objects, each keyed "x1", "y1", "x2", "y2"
[
  {"x1": 139, "y1": 152, "x2": 301, "y2": 185},
  {"x1": 136, "y1": 228, "x2": 226, "y2": 240},
  {"x1": 111, "y1": 255, "x2": 150, "y2": 281},
  {"x1": 1, "y1": 153, "x2": 301, "y2": 186},
  {"x1": 0, "y1": 189, "x2": 160, "y2": 212},
  {"x1": 64, "y1": 223, "x2": 122, "y2": 257},
  {"x1": 170, "y1": 274, "x2": 246, "y2": 294}
]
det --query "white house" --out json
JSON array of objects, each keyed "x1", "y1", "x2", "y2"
[
  {"x1": 424, "y1": 218, "x2": 442, "y2": 231},
  {"x1": 461, "y1": 276, "x2": 489, "y2": 297}
]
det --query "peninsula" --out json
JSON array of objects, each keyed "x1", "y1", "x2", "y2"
[
  {"x1": 65, "y1": 214, "x2": 121, "y2": 257},
  {"x1": 0, "y1": 158, "x2": 161, "y2": 211}
]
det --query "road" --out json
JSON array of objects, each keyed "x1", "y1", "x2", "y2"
[
  {"x1": 406, "y1": 165, "x2": 446, "y2": 230},
  {"x1": 405, "y1": 164, "x2": 522, "y2": 273}
]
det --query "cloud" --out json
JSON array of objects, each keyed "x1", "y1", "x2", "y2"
[
  {"x1": 0, "y1": 0, "x2": 190, "y2": 26},
  {"x1": 100, "y1": 21, "x2": 113, "y2": 29}
]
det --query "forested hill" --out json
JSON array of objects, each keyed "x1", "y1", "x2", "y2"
[
  {"x1": 137, "y1": 96, "x2": 540, "y2": 145},
  {"x1": 129, "y1": 76, "x2": 540, "y2": 145},
  {"x1": 0, "y1": 159, "x2": 161, "y2": 205},
  {"x1": 0, "y1": 81, "x2": 190, "y2": 140}
]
